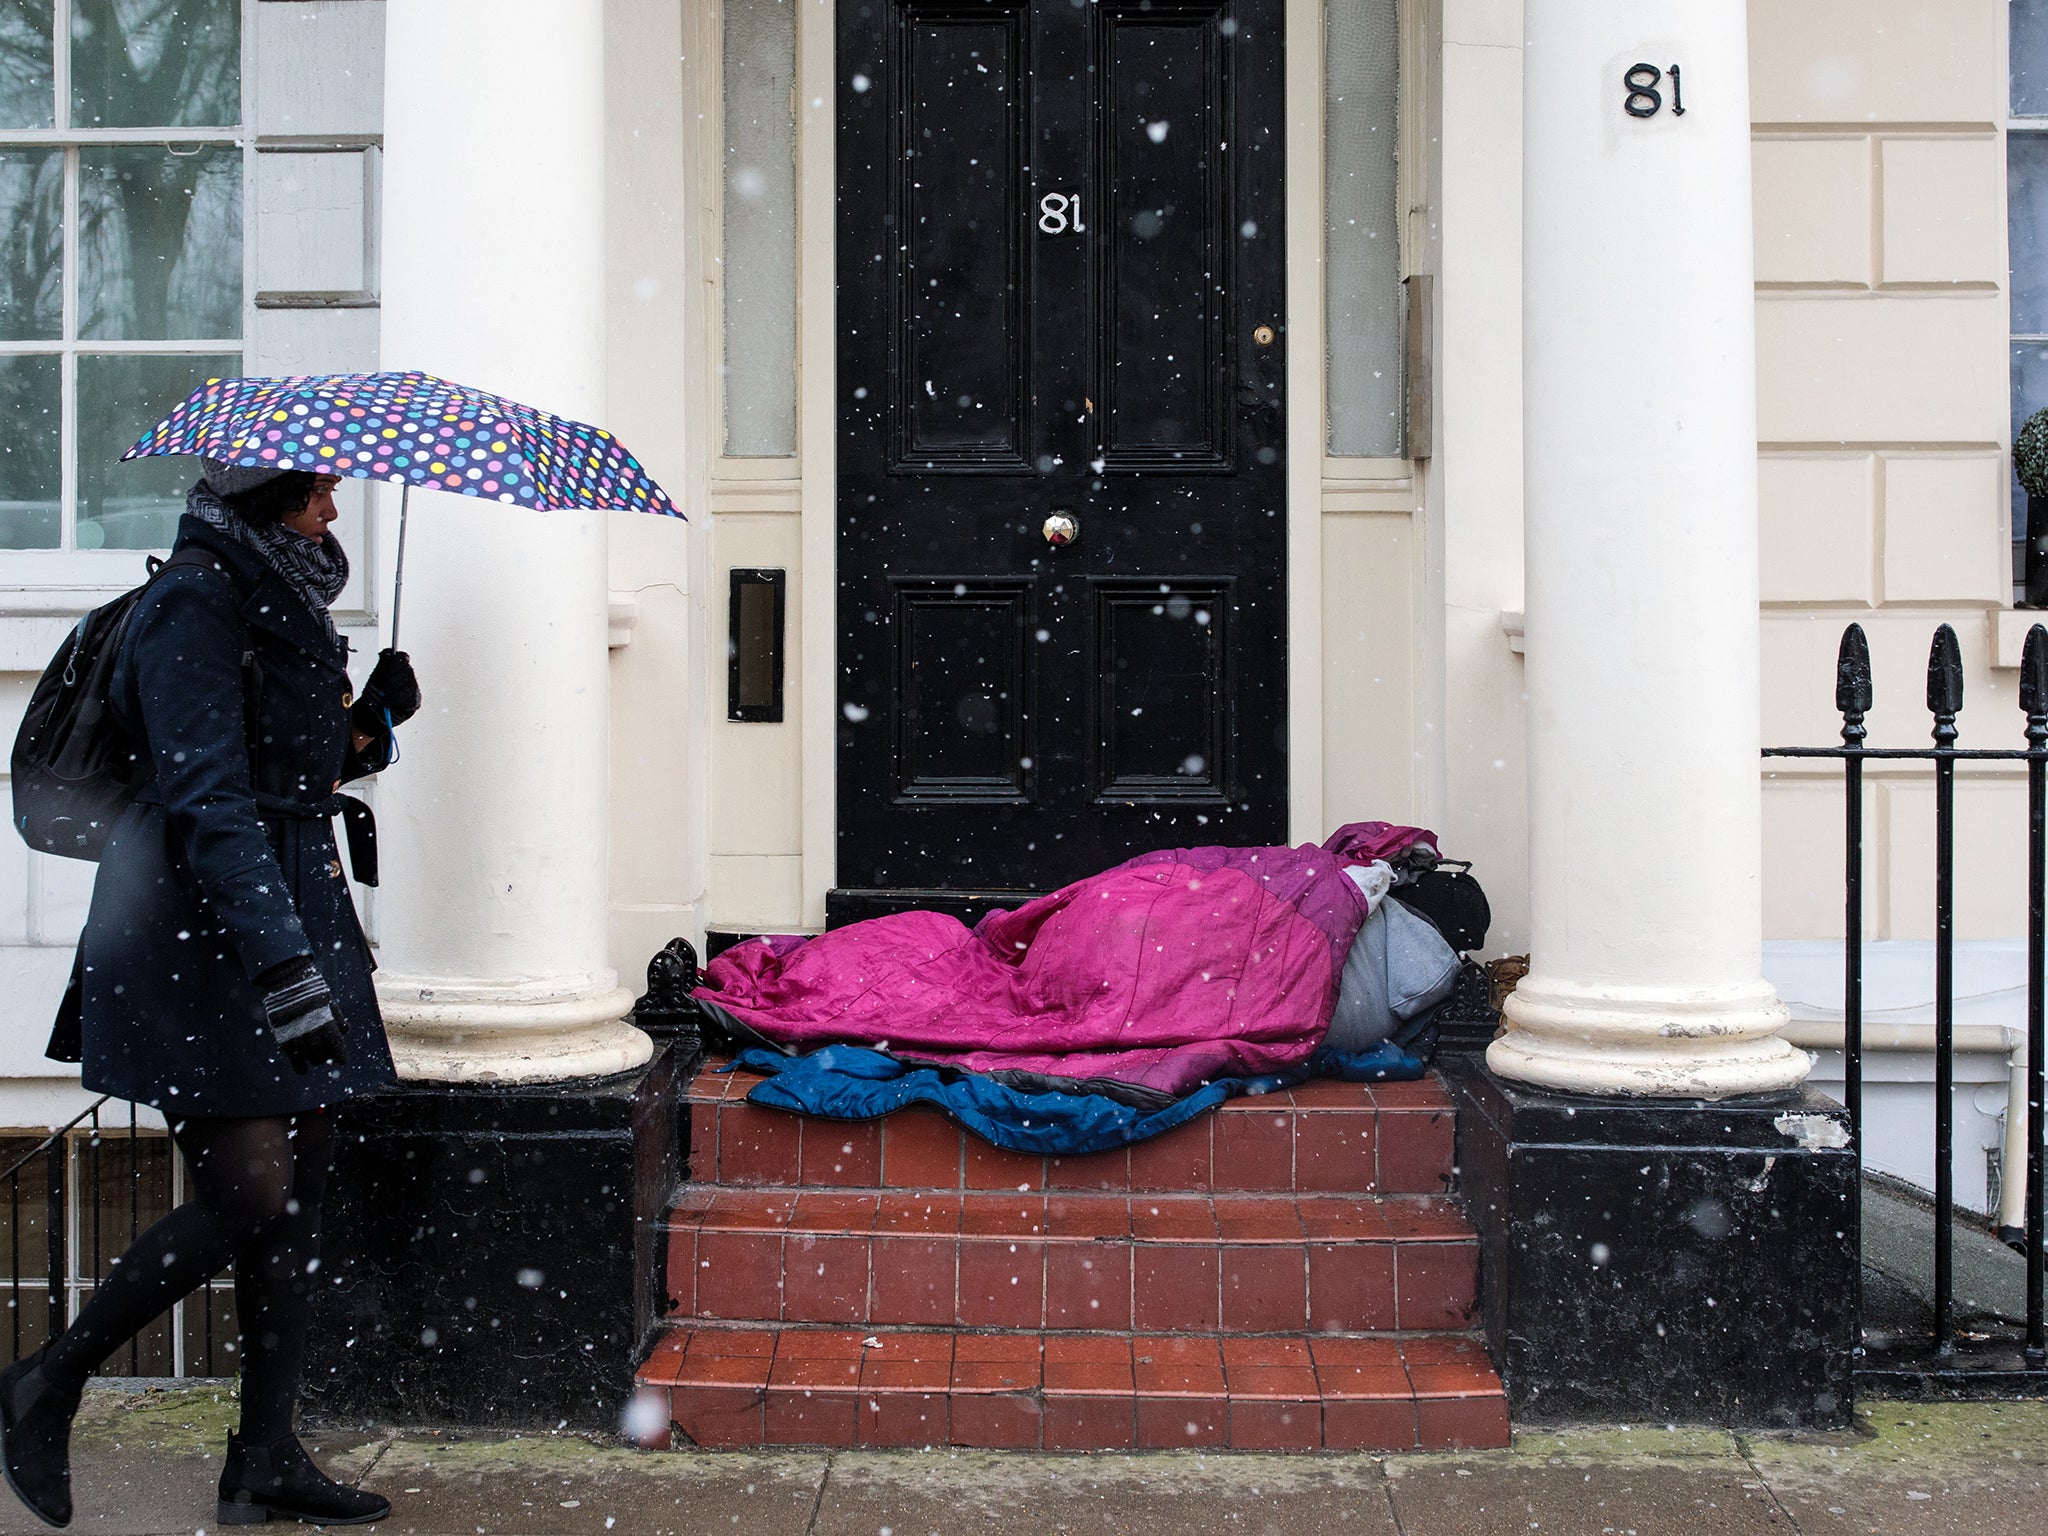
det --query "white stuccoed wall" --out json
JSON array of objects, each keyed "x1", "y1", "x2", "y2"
[
  {"x1": 1417, "y1": 0, "x2": 1531, "y2": 954},
  {"x1": 0, "y1": 1, "x2": 391, "y2": 1128},
  {"x1": 602, "y1": 0, "x2": 711, "y2": 986},
  {"x1": 1746, "y1": 1, "x2": 2038, "y2": 1211},
  {"x1": 1751, "y1": 0, "x2": 2020, "y2": 947}
]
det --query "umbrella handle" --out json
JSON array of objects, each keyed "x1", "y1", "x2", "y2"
[{"x1": 390, "y1": 484, "x2": 409, "y2": 652}]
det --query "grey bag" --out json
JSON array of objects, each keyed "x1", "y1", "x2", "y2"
[{"x1": 1325, "y1": 897, "x2": 1464, "y2": 1054}]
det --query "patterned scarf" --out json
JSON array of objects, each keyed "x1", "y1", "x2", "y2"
[{"x1": 186, "y1": 482, "x2": 350, "y2": 645}]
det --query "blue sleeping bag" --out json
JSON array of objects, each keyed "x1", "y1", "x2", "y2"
[{"x1": 726, "y1": 1038, "x2": 1428, "y2": 1156}]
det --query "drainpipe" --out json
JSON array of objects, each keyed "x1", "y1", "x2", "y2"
[{"x1": 2003, "y1": 1033, "x2": 2034, "y2": 1242}]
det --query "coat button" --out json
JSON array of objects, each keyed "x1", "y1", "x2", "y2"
[
  {"x1": 342, "y1": 690, "x2": 354, "y2": 709},
  {"x1": 327, "y1": 859, "x2": 344, "y2": 879}
]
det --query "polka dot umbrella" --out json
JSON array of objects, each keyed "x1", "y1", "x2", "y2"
[{"x1": 123, "y1": 370, "x2": 682, "y2": 644}]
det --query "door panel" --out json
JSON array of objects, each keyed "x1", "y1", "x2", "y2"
[
  {"x1": 837, "y1": 0, "x2": 1286, "y2": 908},
  {"x1": 894, "y1": 580, "x2": 1033, "y2": 800},
  {"x1": 1101, "y1": 10, "x2": 1227, "y2": 464},
  {"x1": 1095, "y1": 580, "x2": 1231, "y2": 801},
  {"x1": 896, "y1": 11, "x2": 1028, "y2": 466}
]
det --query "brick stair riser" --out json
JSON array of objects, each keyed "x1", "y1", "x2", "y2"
[
  {"x1": 658, "y1": 1383, "x2": 1507, "y2": 1453},
  {"x1": 669, "y1": 1227, "x2": 1477, "y2": 1333},
  {"x1": 638, "y1": 1327, "x2": 1511, "y2": 1454},
  {"x1": 688, "y1": 1098, "x2": 1454, "y2": 1197}
]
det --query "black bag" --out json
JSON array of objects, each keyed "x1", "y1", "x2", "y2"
[
  {"x1": 10, "y1": 550, "x2": 246, "y2": 861},
  {"x1": 1388, "y1": 860, "x2": 1492, "y2": 955}
]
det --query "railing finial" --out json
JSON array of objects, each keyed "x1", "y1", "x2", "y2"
[
  {"x1": 1927, "y1": 623, "x2": 1964, "y2": 743},
  {"x1": 1836, "y1": 623, "x2": 1872, "y2": 744},
  {"x1": 2022, "y1": 625, "x2": 2048, "y2": 737}
]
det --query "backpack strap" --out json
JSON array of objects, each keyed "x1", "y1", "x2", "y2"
[{"x1": 150, "y1": 547, "x2": 264, "y2": 774}]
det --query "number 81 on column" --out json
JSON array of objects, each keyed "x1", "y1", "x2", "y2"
[{"x1": 1623, "y1": 62, "x2": 1685, "y2": 119}]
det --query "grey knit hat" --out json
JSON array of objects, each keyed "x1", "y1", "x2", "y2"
[{"x1": 201, "y1": 457, "x2": 291, "y2": 497}]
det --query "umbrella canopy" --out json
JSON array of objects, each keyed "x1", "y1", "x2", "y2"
[{"x1": 122, "y1": 370, "x2": 681, "y2": 518}]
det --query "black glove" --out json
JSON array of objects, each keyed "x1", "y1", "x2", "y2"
[
  {"x1": 353, "y1": 648, "x2": 421, "y2": 730},
  {"x1": 254, "y1": 956, "x2": 348, "y2": 1073}
]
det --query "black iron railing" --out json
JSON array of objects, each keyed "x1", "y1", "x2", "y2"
[
  {"x1": 1, "y1": 1099, "x2": 229, "y2": 1377},
  {"x1": 1764, "y1": 622, "x2": 2047, "y2": 1377}
]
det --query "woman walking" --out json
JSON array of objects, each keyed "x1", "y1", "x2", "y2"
[{"x1": 0, "y1": 461, "x2": 420, "y2": 1528}]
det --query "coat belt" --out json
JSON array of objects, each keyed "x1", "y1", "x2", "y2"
[{"x1": 132, "y1": 787, "x2": 379, "y2": 886}]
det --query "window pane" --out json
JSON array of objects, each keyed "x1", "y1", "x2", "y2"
[
  {"x1": 0, "y1": 1, "x2": 54, "y2": 128},
  {"x1": 181, "y1": 1283, "x2": 238, "y2": 1380},
  {"x1": 0, "y1": 147, "x2": 61, "y2": 339},
  {"x1": 1325, "y1": 0, "x2": 1403, "y2": 457},
  {"x1": 70, "y1": 0, "x2": 238, "y2": 129},
  {"x1": 2013, "y1": 343, "x2": 2048, "y2": 555},
  {"x1": 0, "y1": 351, "x2": 59, "y2": 547},
  {"x1": 80, "y1": 146, "x2": 241, "y2": 340},
  {"x1": 723, "y1": 0, "x2": 798, "y2": 457},
  {"x1": 0, "y1": 1136, "x2": 54, "y2": 1281},
  {"x1": 2020, "y1": 0, "x2": 2048, "y2": 116},
  {"x1": 2013, "y1": 134, "x2": 2048, "y2": 335},
  {"x1": 77, "y1": 351, "x2": 236, "y2": 548}
]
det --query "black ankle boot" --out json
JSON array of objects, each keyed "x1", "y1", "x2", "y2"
[
  {"x1": 216, "y1": 1434, "x2": 390, "y2": 1527},
  {"x1": 0, "y1": 1346, "x2": 81, "y2": 1528}
]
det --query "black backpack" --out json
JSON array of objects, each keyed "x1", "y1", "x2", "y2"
[
  {"x1": 1388, "y1": 860, "x2": 1492, "y2": 955},
  {"x1": 10, "y1": 549, "x2": 252, "y2": 861}
]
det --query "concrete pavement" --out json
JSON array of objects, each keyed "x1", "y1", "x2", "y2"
[{"x1": 4, "y1": 1389, "x2": 2046, "y2": 1535}]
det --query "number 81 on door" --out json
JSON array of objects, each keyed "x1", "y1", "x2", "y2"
[{"x1": 1038, "y1": 190, "x2": 1085, "y2": 235}]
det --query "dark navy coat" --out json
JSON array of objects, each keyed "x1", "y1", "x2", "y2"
[{"x1": 68, "y1": 512, "x2": 397, "y2": 1116}]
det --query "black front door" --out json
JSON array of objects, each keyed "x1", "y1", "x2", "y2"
[{"x1": 836, "y1": 0, "x2": 1287, "y2": 916}]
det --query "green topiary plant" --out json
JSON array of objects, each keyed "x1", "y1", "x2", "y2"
[{"x1": 2018, "y1": 406, "x2": 2048, "y2": 500}]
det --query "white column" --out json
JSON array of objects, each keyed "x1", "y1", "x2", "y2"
[
  {"x1": 1489, "y1": 0, "x2": 1807, "y2": 1098},
  {"x1": 371, "y1": 0, "x2": 650, "y2": 1083}
]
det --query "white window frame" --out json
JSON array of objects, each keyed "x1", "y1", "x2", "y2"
[
  {"x1": 1319, "y1": 0, "x2": 1411, "y2": 474},
  {"x1": 0, "y1": 0, "x2": 254, "y2": 593}
]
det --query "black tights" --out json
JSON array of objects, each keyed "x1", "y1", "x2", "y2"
[{"x1": 38, "y1": 1112, "x2": 334, "y2": 1444}]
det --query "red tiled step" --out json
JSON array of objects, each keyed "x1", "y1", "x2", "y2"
[
  {"x1": 636, "y1": 1324, "x2": 1509, "y2": 1452},
  {"x1": 686, "y1": 1063, "x2": 1455, "y2": 1197},
  {"x1": 666, "y1": 1189, "x2": 1477, "y2": 1334}
]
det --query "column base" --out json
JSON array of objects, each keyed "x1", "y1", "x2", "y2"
[
  {"x1": 1444, "y1": 1056, "x2": 1857, "y2": 1427},
  {"x1": 377, "y1": 977, "x2": 651, "y2": 1084},
  {"x1": 304, "y1": 1043, "x2": 688, "y2": 1429},
  {"x1": 1493, "y1": 975, "x2": 1810, "y2": 1098}
]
